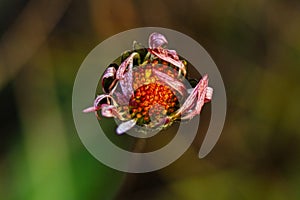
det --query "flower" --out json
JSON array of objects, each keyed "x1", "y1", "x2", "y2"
[{"x1": 83, "y1": 32, "x2": 213, "y2": 135}]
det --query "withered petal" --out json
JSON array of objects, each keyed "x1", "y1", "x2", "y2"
[
  {"x1": 116, "y1": 119, "x2": 137, "y2": 135},
  {"x1": 148, "y1": 32, "x2": 168, "y2": 49},
  {"x1": 175, "y1": 75, "x2": 211, "y2": 120},
  {"x1": 148, "y1": 48, "x2": 186, "y2": 77},
  {"x1": 152, "y1": 69, "x2": 186, "y2": 96}
]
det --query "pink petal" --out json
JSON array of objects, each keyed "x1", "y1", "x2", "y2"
[
  {"x1": 115, "y1": 53, "x2": 139, "y2": 100},
  {"x1": 94, "y1": 94, "x2": 116, "y2": 107},
  {"x1": 148, "y1": 47, "x2": 186, "y2": 77},
  {"x1": 101, "y1": 104, "x2": 125, "y2": 120},
  {"x1": 101, "y1": 104, "x2": 116, "y2": 117},
  {"x1": 148, "y1": 32, "x2": 168, "y2": 49},
  {"x1": 119, "y1": 70, "x2": 133, "y2": 102},
  {"x1": 82, "y1": 94, "x2": 111, "y2": 114},
  {"x1": 113, "y1": 91, "x2": 129, "y2": 105},
  {"x1": 83, "y1": 94, "x2": 117, "y2": 119},
  {"x1": 102, "y1": 67, "x2": 116, "y2": 80},
  {"x1": 101, "y1": 67, "x2": 116, "y2": 93},
  {"x1": 116, "y1": 52, "x2": 138, "y2": 79},
  {"x1": 116, "y1": 119, "x2": 137, "y2": 135},
  {"x1": 152, "y1": 69, "x2": 186, "y2": 96},
  {"x1": 83, "y1": 106, "x2": 100, "y2": 113},
  {"x1": 175, "y1": 75, "x2": 211, "y2": 120}
]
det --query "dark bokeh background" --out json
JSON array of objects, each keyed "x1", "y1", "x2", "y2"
[{"x1": 1, "y1": 0, "x2": 300, "y2": 199}]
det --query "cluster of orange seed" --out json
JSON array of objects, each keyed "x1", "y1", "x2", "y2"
[
  {"x1": 129, "y1": 64, "x2": 179, "y2": 125},
  {"x1": 129, "y1": 83, "x2": 178, "y2": 125}
]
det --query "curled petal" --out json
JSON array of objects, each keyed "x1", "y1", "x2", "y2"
[
  {"x1": 149, "y1": 32, "x2": 168, "y2": 49},
  {"x1": 82, "y1": 94, "x2": 111, "y2": 114},
  {"x1": 101, "y1": 104, "x2": 126, "y2": 120},
  {"x1": 83, "y1": 94, "x2": 117, "y2": 119},
  {"x1": 116, "y1": 52, "x2": 139, "y2": 79},
  {"x1": 153, "y1": 69, "x2": 186, "y2": 96},
  {"x1": 102, "y1": 67, "x2": 116, "y2": 79},
  {"x1": 101, "y1": 67, "x2": 116, "y2": 93},
  {"x1": 168, "y1": 49, "x2": 179, "y2": 59},
  {"x1": 94, "y1": 94, "x2": 117, "y2": 108},
  {"x1": 114, "y1": 52, "x2": 140, "y2": 101},
  {"x1": 101, "y1": 104, "x2": 117, "y2": 117},
  {"x1": 174, "y1": 75, "x2": 211, "y2": 120},
  {"x1": 148, "y1": 47, "x2": 186, "y2": 77},
  {"x1": 116, "y1": 119, "x2": 137, "y2": 135}
]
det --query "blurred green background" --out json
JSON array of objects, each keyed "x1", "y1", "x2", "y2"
[{"x1": 1, "y1": 0, "x2": 300, "y2": 199}]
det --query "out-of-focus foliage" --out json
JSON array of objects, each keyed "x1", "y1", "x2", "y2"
[{"x1": 0, "y1": 0, "x2": 300, "y2": 199}]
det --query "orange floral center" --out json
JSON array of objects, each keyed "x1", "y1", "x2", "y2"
[{"x1": 129, "y1": 83, "x2": 179, "y2": 125}]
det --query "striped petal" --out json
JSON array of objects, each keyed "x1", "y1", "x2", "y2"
[
  {"x1": 174, "y1": 75, "x2": 212, "y2": 120},
  {"x1": 148, "y1": 32, "x2": 168, "y2": 49},
  {"x1": 152, "y1": 69, "x2": 186, "y2": 96},
  {"x1": 148, "y1": 47, "x2": 186, "y2": 77}
]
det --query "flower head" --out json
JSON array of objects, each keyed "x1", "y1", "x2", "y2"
[{"x1": 84, "y1": 33, "x2": 213, "y2": 134}]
